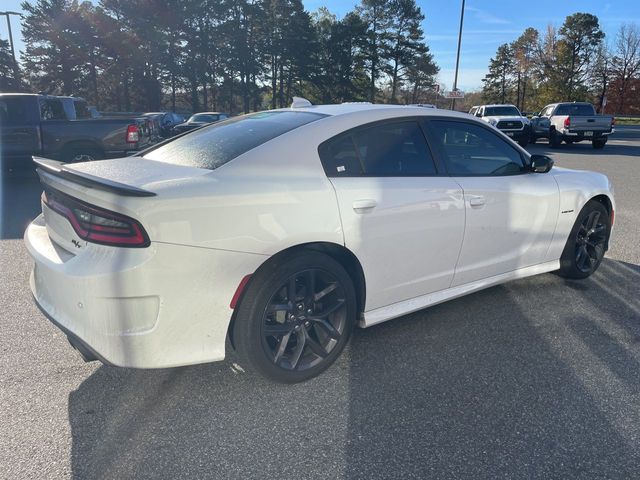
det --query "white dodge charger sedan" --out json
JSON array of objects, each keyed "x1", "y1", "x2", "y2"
[{"x1": 25, "y1": 102, "x2": 615, "y2": 383}]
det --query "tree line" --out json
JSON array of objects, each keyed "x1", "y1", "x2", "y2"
[
  {"x1": 481, "y1": 12, "x2": 640, "y2": 115},
  {"x1": 0, "y1": 0, "x2": 439, "y2": 114}
]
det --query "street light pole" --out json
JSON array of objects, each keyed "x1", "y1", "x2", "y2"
[
  {"x1": 450, "y1": 0, "x2": 465, "y2": 110},
  {"x1": 0, "y1": 11, "x2": 21, "y2": 81}
]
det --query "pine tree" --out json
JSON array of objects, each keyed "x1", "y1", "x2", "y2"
[{"x1": 481, "y1": 43, "x2": 516, "y2": 104}]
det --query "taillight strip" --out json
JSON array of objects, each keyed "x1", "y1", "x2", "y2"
[{"x1": 42, "y1": 188, "x2": 150, "y2": 248}]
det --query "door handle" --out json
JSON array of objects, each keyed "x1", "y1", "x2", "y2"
[
  {"x1": 352, "y1": 199, "x2": 377, "y2": 213},
  {"x1": 468, "y1": 195, "x2": 485, "y2": 207}
]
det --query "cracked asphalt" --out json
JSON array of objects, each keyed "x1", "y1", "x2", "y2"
[{"x1": 1, "y1": 127, "x2": 639, "y2": 479}]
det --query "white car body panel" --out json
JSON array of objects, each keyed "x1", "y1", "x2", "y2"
[
  {"x1": 330, "y1": 176, "x2": 465, "y2": 310},
  {"x1": 25, "y1": 103, "x2": 615, "y2": 369},
  {"x1": 451, "y1": 173, "x2": 559, "y2": 286}
]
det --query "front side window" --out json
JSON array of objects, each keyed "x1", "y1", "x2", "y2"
[
  {"x1": 0, "y1": 98, "x2": 28, "y2": 126},
  {"x1": 143, "y1": 111, "x2": 326, "y2": 170},
  {"x1": 429, "y1": 120, "x2": 525, "y2": 176},
  {"x1": 319, "y1": 121, "x2": 437, "y2": 177}
]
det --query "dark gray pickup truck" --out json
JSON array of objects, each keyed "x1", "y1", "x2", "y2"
[{"x1": 0, "y1": 93, "x2": 152, "y2": 170}]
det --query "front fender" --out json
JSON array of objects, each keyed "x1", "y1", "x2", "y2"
[{"x1": 544, "y1": 168, "x2": 615, "y2": 262}]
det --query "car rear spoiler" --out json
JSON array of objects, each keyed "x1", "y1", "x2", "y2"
[{"x1": 33, "y1": 157, "x2": 156, "y2": 197}]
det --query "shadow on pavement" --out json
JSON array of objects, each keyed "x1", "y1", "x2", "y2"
[
  {"x1": 0, "y1": 168, "x2": 41, "y2": 240},
  {"x1": 67, "y1": 259, "x2": 640, "y2": 479}
]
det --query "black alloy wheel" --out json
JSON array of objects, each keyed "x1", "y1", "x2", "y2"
[
  {"x1": 233, "y1": 251, "x2": 356, "y2": 383},
  {"x1": 558, "y1": 200, "x2": 610, "y2": 279},
  {"x1": 574, "y1": 210, "x2": 608, "y2": 274},
  {"x1": 261, "y1": 268, "x2": 347, "y2": 371}
]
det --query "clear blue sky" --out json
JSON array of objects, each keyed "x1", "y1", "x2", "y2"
[{"x1": 2, "y1": 0, "x2": 639, "y2": 91}]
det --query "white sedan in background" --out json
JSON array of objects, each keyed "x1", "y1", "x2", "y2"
[{"x1": 25, "y1": 102, "x2": 615, "y2": 383}]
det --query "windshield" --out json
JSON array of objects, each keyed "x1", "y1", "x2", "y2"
[
  {"x1": 189, "y1": 114, "x2": 218, "y2": 123},
  {"x1": 484, "y1": 106, "x2": 521, "y2": 117},
  {"x1": 143, "y1": 111, "x2": 326, "y2": 170}
]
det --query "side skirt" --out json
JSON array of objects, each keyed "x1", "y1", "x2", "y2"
[{"x1": 361, "y1": 260, "x2": 560, "y2": 328}]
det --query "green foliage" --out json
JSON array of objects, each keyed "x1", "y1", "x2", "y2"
[
  {"x1": 17, "y1": 0, "x2": 439, "y2": 113},
  {"x1": 480, "y1": 12, "x2": 627, "y2": 113},
  {"x1": 0, "y1": 39, "x2": 23, "y2": 92}
]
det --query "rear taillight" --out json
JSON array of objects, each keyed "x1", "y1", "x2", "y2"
[
  {"x1": 42, "y1": 189, "x2": 150, "y2": 248},
  {"x1": 126, "y1": 124, "x2": 140, "y2": 143},
  {"x1": 563, "y1": 117, "x2": 570, "y2": 128}
]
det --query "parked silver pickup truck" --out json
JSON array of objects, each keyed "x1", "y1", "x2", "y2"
[{"x1": 530, "y1": 102, "x2": 614, "y2": 149}]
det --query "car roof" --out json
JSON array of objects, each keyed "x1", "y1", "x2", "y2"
[
  {"x1": 480, "y1": 104, "x2": 518, "y2": 108},
  {"x1": 192, "y1": 112, "x2": 227, "y2": 115},
  {"x1": 284, "y1": 103, "x2": 471, "y2": 120}
]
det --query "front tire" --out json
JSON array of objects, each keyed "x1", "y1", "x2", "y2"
[
  {"x1": 557, "y1": 201, "x2": 610, "y2": 279},
  {"x1": 233, "y1": 250, "x2": 357, "y2": 383}
]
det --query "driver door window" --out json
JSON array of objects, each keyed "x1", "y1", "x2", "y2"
[{"x1": 429, "y1": 121, "x2": 525, "y2": 176}]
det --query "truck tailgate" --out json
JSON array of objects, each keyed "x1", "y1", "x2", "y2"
[{"x1": 568, "y1": 116, "x2": 611, "y2": 131}]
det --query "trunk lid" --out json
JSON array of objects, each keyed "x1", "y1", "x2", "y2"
[{"x1": 34, "y1": 156, "x2": 212, "y2": 251}]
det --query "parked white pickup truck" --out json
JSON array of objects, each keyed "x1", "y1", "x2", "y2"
[
  {"x1": 469, "y1": 104, "x2": 530, "y2": 147},
  {"x1": 530, "y1": 102, "x2": 614, "y2": 149}
]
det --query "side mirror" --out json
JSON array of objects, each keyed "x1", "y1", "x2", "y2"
[{"x1": 530, "y1": 154, "x2": 553, "y2": 173}]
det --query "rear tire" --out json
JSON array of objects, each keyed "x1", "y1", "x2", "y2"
[
  {"x1": 233, "y1": 250, "x2": 357, "y2": 383},
  {"x1": 592, "y1": 138, "x2": 607, "y2": 149},
  {"x1": 557, "y1": 200, "x2": 610, "y2": 279},
  {"x1": 62, "y1": 145, "x2": 104, "y2": 163},
  {"x1": 549, "y1": 129, "x2": 561, "y2": 148}
]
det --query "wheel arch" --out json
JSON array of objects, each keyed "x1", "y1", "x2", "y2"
[
  {"x1": 588, "y1": 194, "x2": 614, "y2": 250},
  {"x1": 226, "y1": 241, "x2": 366, "y2": 349},
  {"x1": 60, "y1": 140, "x2": 105, "y2": 160}
]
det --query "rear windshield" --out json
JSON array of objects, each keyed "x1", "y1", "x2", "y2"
[
  {"x1": 484, "y1": 106, "x2": 520, "y2": 117},
  {"x1": 555, "y1": 104, "x2": 595, "y2": 116},
  {"x1": 189, "y1": 114, "x2": 217, "y2": 123},
  {"x1": 143, "y1": 111, "x2": 326, "y2": 169}
]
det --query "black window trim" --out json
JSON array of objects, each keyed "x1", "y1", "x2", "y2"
[
  {"x1": 318, "y1": 116, "x2": 445, "y2": 178},
  {"x1": 421, "y1": 116, "x2": 532, "y2": 178}
]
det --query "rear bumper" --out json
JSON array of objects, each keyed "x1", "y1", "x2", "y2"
[
  {"x1": 25, "y1": 214, "x2": 266, "y2": 368},
  {"x1": 560, "y1": 128, "x2": 614, "y2": 139}
]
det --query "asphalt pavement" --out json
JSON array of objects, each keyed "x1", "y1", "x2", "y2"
[{"x1": 1, "y1": 127, "x2": 639, "y2": 479}]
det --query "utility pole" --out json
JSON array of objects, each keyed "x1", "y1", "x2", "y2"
[
  {"x1": 450, "y1": 0, "x2": 465, "y2": 110},
  {"x1": 0, "y1": 11, "x2": 22, "y2": 82}
]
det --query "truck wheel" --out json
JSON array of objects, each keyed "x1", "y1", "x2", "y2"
[
  {"x1": 63, "y1": 146, "x2": 104, "y2": 163},
  {"x1": 549, "y1": 129, "x2": 561, "y2": 148},
  {"x1": 592, "y1": 138, "x2": 607, "y2": 149}
]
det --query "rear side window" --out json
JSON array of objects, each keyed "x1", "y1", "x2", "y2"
[
  {"x1": 74, "y1": 101, "x2": 91, "y2": 119},
  {"x1": 143, "y1": 111, "x2": 326, "y2": 170},
  {"x1": 319, "y1": 121, "x2": 437, "y2": 177},
  {"x1": 40, "y1": 99, "x2": 66, "y2": 120}
]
